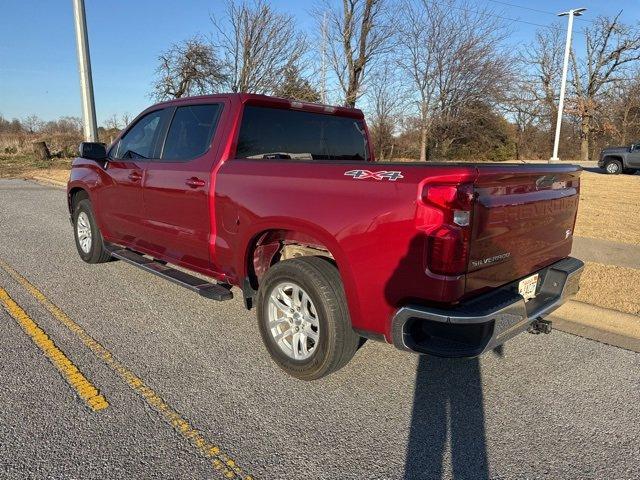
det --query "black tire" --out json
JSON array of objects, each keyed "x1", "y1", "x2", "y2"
[
  {"x1": 256, "y1": 256, "x2": 360, "y2": 380},
  {"x1": 603, "y1": 159, "x2": 622, "y2": 174},
  {"x1": 72, "y1": 198, "x2": 112, "y2": 264}
]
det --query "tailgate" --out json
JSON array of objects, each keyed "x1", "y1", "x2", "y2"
[{"x1": 465, "y1": 165, "x2": 581, "y2": 296}]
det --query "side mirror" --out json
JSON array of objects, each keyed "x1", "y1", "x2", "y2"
[{"x1": 79, "y1": 142, "x2": 107, "y2": 161}]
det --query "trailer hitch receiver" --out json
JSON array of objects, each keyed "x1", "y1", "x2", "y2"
[{"x1": 528, "y1": 318, "x2": 553, "y2": 335}]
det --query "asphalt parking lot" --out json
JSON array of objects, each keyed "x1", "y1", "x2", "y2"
[{"x1": 0, "y1": 178, "x2": 639, "y2": 480}]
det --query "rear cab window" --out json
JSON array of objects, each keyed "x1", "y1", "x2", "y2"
[
  {"x1": 236, "y1": 105, "x2": 368, "y2": 161},
  {"x1": 161, "y1": 104, "x2": 222, "y2": 161}
]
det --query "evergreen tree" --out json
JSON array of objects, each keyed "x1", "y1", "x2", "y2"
[{"x1": 274, "y1": 65, "x2": 321, "y2": 103}]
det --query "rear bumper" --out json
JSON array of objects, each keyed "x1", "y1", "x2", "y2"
[{"x1": 391, "y1": 257, "x2": 584, "y2": 357}]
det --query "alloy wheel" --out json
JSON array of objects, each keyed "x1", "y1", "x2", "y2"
[
  {"x1": 76, "y1": 211, "x2": 92, "y2": 253},
  {"x1": 267, "y1": 282, "x2": 320, "y2": 360}
]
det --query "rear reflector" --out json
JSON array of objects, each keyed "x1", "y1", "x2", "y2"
[
  {"x1": 453, "y1": 210, "x2": 470, "y2": 227},
  {"x1": 427, "y1": 225, "x2": 469, "y2": 275}
]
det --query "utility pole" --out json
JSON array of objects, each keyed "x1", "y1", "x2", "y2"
[
  {"x1": 550, "y1": 7, "x2": 586, "y2": 162},
  {"x1": 72, "y1": 0, "x2": 98, "y2": 142},
  {"x1": 320, "y1": 11, "x2": 328, "y2": 104}
]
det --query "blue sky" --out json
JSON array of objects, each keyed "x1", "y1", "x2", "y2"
[{"x1": 1, "y1": 0, "x2": 639, "y2": 125}]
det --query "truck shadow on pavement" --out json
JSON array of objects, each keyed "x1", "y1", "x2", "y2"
[
  {"x1": 404, "y1": 355, "x2": 489, "y2": 480},
  {"x1": 383, "y1": 235, "x2": 490, "y2": 479}
]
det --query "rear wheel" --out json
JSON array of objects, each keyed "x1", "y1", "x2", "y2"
[
  {"x1": 256, "y1": 257, "x2": 360, "y2": 380},
  {"x1": 72, "y1": 199, "x2": 111, "y2": 263},
  {"x1": 604, "y1": 159, "x2": 622, "y2": 174}
]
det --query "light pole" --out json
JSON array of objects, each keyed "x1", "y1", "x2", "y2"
[
  {"x1": 72, "y1": 0, "x2": 98, "y2": 142},
  {"x1": 550, "y1": 7, "x2": 586, "y2": 162}
]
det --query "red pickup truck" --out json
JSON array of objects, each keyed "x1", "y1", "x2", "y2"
[{"x1": 67, "y1": 93, "x2": 584, "y2": 380}]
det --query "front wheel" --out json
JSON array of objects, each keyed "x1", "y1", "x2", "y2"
[
  {"x1": 604, "y1": 159, "x2": 622, "y2": 174},
  {"x1": 256, "y1": 257, "x2": 360, "y2": 380},
  {"x1": 72, "y1": 199, "x2": 112, "y2": 263}
]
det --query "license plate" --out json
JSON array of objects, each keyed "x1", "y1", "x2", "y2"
[{"x1": 518, "y1": 273, "x2": 539, "y2": 301}]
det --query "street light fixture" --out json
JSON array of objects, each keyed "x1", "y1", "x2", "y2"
[{"x1": 550, "y1": 7, "x2": 586, "y2": 162}]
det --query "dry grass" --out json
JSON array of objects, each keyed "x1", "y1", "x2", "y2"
[
  {"x1": 574, "y1": 171, "x2": 640, "y2": 245},
  {"x1": 0, "y1": 132, "x2": 82, "y2": 157},
  {"x1": 576, "y1": 262, "x2": 640, "y2": 316},
  {"x1": 0, "y1": 155, "x2": 72, "y2": 178},
  {"x1": 24, "y1": 168, "x2": 70, "y2": 183}
]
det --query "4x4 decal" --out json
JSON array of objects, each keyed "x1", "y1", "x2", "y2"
[{"x1": 344, "y1": 169, "x2": 404, "y2": 181}]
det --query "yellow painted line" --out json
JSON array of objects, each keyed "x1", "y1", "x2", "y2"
[
  {"x1": 0, "y1": 259, "x2": 253, "y2": 480},
  {"x1": 0, "y1": 288, "x2": 109, "y2": 412}
]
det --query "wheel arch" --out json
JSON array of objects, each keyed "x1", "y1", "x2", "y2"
[
  {"x1": 602, "y1": 155, "x2": 624, "y2": 165},
  {"x1": 241, "y1": 227, "x2": 355, "y2": 312},
  {"x1": 247, "y1": 229, "x2": 336, "y2": 288},
  {"x1": 67, "y1": 186, "x2": 90, "y2": 214}
]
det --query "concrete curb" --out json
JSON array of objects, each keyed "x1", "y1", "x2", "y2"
[
  {"x1": 549, "y1": 300, "x2": 640, "y2": 353},
  {"x1": 30, "y1": 176, "x2": 66, "y2": 189}
]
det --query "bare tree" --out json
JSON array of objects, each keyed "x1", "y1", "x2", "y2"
[
  {"x1": 152, "y1": 36, "x2": 226, "y2": 100},
  {"x1": 432, "y1": 10, "x2": 511, "y2": 157},
  {"x1": 502, "y1": 82, "x2": 541, "y2": 160},
  {"x1": 23, "y1": 115, "x2": 42, "y2": 134},
  {"x1": 212, "y1": 0, "x2": 306, "y2": 94},
  {"x1": 40, "y1": 117, "x2": 83, "y2": 135},
  {"x1": 121, "y1": 113, "x2": 131, "y2": 128},
  {"x1": 520, "y1": 27, "x2": 564, "y2": 135},
  {"x1": 614, "y1": 77, "x2": 640, "y2": 145},
  {"x1": 570, "y1": 13, "x2": 640, "y2": 161},
  {"x1": 319, "y1": 0, "x2": 393, "y2": 108},
  {"x1": 104, "y1": 114, "x2": 121, "y2": 132},
  {"x1": 505, "y1": 27, "x2": 565, "y2": 159},
  {"x1": 367, "y1": 65, "x2": 402, "y2": 160},
  {"x1": 0, "y1": 115, "x2": 22, "y2": 134},
  {"x1": 395, "y1": 0, "x2": 440, "y2": 160},
  {"x1": 396, "y1": 0, "x2": 511, "y2": 160},
  {"x1": 599, "y1": 75, "x2": 640, "y2": 145}
]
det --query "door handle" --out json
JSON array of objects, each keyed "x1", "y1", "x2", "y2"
[
  {"x1": 185, "y1": 177, "x2": 206, "y2": 188},
  {"x1": 128, "y1": 171, "x2": 142, "y2": 181}
]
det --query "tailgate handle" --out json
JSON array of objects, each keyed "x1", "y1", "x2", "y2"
[{"x1": 185, "y1": 177, "x2": 206, "y2": 188}]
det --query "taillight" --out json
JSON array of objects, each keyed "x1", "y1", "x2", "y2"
[{"x1": 418, "y1": 183, "x2": 474, "y2": 276}]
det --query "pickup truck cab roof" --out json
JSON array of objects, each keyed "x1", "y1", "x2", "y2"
[{"x1": 151, "y1": 92, "x2": 365, "y2": 117}]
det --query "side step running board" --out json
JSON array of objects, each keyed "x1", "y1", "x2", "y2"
[{"x1": 109, "y1": 248, "x2": 233, "y2": 301}]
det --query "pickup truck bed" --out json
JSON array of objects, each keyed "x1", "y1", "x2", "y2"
[
  {"x1": 67, "y1": 93, "x2": 583, "y2": 379},
  {"x1": 215, "y1": 158, "x2": 582, "y2": 353}
]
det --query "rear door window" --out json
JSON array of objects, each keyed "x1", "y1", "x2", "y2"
[
  {"x1": 161, "y1": 104, "x2": 222, "y2": 161},
  {"x1": 236, "y1": 106, "x2": 368, "y2": 161},
  {"x1": 113, "y1": 109, "x2": 166, "y2": 160}
]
